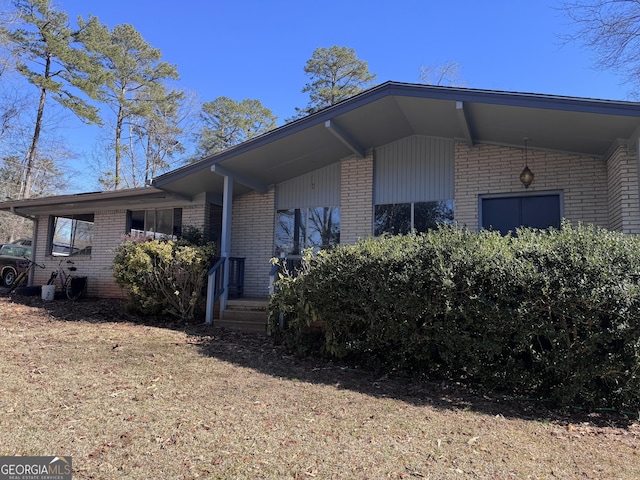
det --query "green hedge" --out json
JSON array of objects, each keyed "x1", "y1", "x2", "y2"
[{"x1": 268, "y1": 222, "x2": 640, "y2": 411}]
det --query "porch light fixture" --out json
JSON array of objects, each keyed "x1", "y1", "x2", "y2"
[{"x1": 519, "y1": 137, "x2": 534, "y2": 188}]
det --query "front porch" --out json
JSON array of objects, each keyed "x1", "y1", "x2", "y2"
[{"x1": 206, "y1": 254, "x2": 272, "y2": 333}]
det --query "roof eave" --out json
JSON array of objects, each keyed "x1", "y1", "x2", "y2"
[
  {"x1": 152, "y1": 81, "x2": 640, "y2": 189},
  {"x1": 0, "y1": 187, "x2": 190, "y2": 216}
]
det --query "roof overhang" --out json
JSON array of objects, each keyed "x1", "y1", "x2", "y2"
[
  {"x1": 0, "y1": 187, "x2": 192, "y2": 217},
  {"x1": 2, "y1": 82, "x2": 639, "y2": 216},
  {"x1": 152, "y1": 81, "x2": 640, "y2": 200}
]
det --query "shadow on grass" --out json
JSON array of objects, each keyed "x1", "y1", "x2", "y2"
[
  {"x1": 8, "y1": 294, "x2": 635, "y2": 429},
  {"x1": 190, "y1": 324, "x2": 637, "y2": 429}
]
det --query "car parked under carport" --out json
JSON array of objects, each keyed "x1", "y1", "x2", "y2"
[{"x1": 0, "y1": 244, "x2": 32, "y2": 288}]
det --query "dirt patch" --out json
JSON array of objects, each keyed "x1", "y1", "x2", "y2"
[{"x1": 0, "y1": 295, "x2": 638, "y2": 479}]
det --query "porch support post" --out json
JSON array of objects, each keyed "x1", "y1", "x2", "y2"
[{"x1": 220, "y1": 174, "x2": 233, "y2": 312}]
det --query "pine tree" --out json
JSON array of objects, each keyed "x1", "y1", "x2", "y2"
[
  {"x1": 290, "y1": 46, "x2": 376, "y2": 121},
  {"x1": 4, "y1": 0, "x2": 101, "y2": 198},
  {"x1": 196, "y1": 96, "x2": 277, "y2": 157},
  {"x1": 78, "y1": 18, "x2": 179, "y2": 189}
]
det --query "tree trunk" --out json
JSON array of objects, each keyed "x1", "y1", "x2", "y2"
[
  {"x1": 23, "y1": 56, "x2": 50, "y2": 200},
  {"x1": 145, "y1": 131, "x2": 151, "y2": 185},
  {"x1": 115, "y1": 103, "x2": 123, "y2": 189}
]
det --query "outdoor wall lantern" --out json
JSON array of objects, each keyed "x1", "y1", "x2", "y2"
[{"x1": 519, "y1": 137, "x2": 534, "y2": 188}]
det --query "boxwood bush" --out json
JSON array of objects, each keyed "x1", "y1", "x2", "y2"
[{"x1": 268, "y1": 222, "x2": 640, "y2": 411}]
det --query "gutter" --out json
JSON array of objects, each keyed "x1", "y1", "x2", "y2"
[{"x1": 10, "y1": 206, "x2": 35, "y2": 220}]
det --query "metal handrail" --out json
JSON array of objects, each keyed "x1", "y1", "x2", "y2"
[
  {"x1": 208, "y1": 256, "x2": 226, "y2": 276},
  {"x1": 228, "y1": 257, "x2": 245, "y2": 298},
  {"x1": 205, "y1": 256, "x2": 247, "y2": 325},
  {"x1": 209, "y1": 256, "x2": 226, "y2": 301},
  {"x1": 205, "y1": 256, "x2": 226, "y2": 324}
]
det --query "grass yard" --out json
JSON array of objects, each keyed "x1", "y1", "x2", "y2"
[{"x1": 0, "y1": 296, "x2": 638, "y2": 479}]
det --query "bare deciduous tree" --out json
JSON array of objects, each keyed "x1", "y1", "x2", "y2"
[
  {"x1": 419, "y1": 61, "x2": 465, "y2": 87},
  {"x1": 560, "y1": 0, "x2": 640, "y2": 85}
]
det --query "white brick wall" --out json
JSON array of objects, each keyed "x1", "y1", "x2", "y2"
[
  {"x1": 232, "y1": 155, "x2": 373, "y2": 298},
  {"x1": 32, "y1": 210, "x2": 129, "y2": 298},
  {"x1": 607, "y1": 143, "x2": 640, "y2": 234},
  {"x1": 181, "y1": 204, "x2": 209, "y2": 233},
  {"x1": 340, "y1": 153, "x2": 374, "y2": 244},
  {"x1": 30, "y1": 200, "x2": 212, "y2": 299},
  {"x1": 230, "y1": 188, "x2": 275, "y2": 298},
  {"x1": 455, "y1": 143, "x2": 609, "y2": 231}
]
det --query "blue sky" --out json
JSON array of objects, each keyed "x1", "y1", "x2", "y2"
[
  {"x1": 56, "y1": 0, "x2": 631, "y2": 120},
  {"x1": 41, "y1": 1, "x2": 635, "y2": 189}
]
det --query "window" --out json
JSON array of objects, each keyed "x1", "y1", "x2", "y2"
[
  {"x1": 50, "y1": 214, "x2": 94, "y2": 256},
  {"x1": 374, "y1": 200, "x2": 454, "y2": 236},
  {"x1": 275, "y1": 207, "x2": 340, "y2": 255},
  {"x1": 480, "y1": 194, "x2": 561, "y2": 235},
  {"x1": 0, "y1": 244, "x2": 31, "y2": 257},
  {"x1": 129, "y1": 209, "x2": 182, "y2": 239}
]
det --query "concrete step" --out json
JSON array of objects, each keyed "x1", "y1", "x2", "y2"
[
  {"x1": 217, "y1": 298, "x2": 269, "y2": 333},
  {"x1": 218, "y1": 309, "x2": 268, "y2": 333},
  {"x1": 225, "y1": 297, "x2": 269, "y2": 311}
]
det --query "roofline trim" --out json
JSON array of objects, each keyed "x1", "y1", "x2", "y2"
[{"x1": 0, "y1": 187, "x2": 184, "y2": 211}]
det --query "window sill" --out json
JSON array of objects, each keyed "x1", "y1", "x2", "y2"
[{"x1": 46, "y1": 255, "x2": 92, "y2": 261}]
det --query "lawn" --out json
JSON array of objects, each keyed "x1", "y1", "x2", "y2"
[{"x1": 0, "y1": 295, "x2": 638, "y2": 479}]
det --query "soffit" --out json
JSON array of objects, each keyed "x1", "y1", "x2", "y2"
[{"x1": 151, "y1": 82, "x2": 640, "y2": 199}]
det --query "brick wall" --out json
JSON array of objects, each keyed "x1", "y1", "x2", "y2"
[
  {"x1": 340, "y1": 153, "x2": 374, "y2": 244},
  {"x1": 228, "y1": 154, "x2": 372, "y2": 298},
  {"x1": 230, "y1": 188, "x2": 275, "y2": 298},
  {"x1": 87, "y1": 210, "x2": 129, "y2": 297},
  {"x1": 32, "y1": 217, "x2": 53, "y2": 289},
  {"x1": 32, "y1": 210, "x2": 129, "y2": 298},
  {"x1": 30, "y1": 200, "x2": 212, "y2": 299},
  {"x1": 227, "y1": 154, "x2": 373, "y2": 298},
  {"x1": 607, "y1": 142, "x2": 640, "y2": 234},
  {"x1": 455, "y1": 143, "x2": 609, "y2": 231},
  {"x1": 181, "y1": 204, "x2": 209, "y2": 233}
]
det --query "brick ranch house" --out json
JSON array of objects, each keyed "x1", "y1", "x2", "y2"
[{"x1": 2, "y1": 81, "x2": 640, "y2": 330}]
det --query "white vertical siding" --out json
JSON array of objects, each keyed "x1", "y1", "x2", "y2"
[
  {"x1": 275, "y1": 163, "x2": 341, "y2": 209},
  {"x1": 374, "y1": 136, "x2": 455, "y2": 204}
]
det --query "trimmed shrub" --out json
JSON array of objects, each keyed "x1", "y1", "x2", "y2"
[
  {"x1": 269, "y1": 222, "x2": 640, "y2": 410},
  {"x1": 113, "y1": 236, "x2": 215, "y2": 322}
]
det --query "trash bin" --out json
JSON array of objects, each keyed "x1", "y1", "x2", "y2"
[{"x1": 41, "y1": 284, "x2": 55, "y2": 301}]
